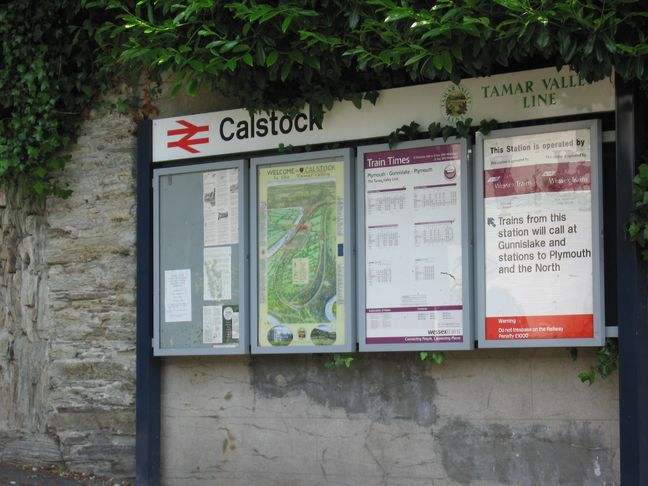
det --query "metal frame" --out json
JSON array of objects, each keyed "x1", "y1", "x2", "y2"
[
  {"x1": 475, "y1": 119, "x2": 605, "y2": 348},
  {"x1": 250, "y1": 148, "x2": 355, "y2": 354},
  {"x1": 355, "y1": 138, "x2": 473, "y2": 351},
  {"x1": 615, "y1": 77, "x2": 648, "y2": 486},
  {"x1": 152, "y1": 159, "x2": 250, "y2": 356},
  {"x1": 135, "y1": 120, "x2": 160, "y2": 485}
]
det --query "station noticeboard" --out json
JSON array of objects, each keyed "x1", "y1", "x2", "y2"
[
  {"x1": 356, "y1": 139, "x2": 473, "y2": 351},
  {"x1": 475, "y1": 120, "x2": 605, "y2": 348},
  {"x1": 152, "y1": 160, "x2": 249, "y2": 355},
  {"x1": 250, "y1": 149, "x2": 355, "y2": 354}
]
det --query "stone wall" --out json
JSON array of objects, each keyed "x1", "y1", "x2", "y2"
[
  {"x1": 0, "y1": 188, "x2": 57, "y2": 463},
  {"x1": 0, "y1": 104, "x2": 137, "y2": 476},
  {"x1": 0, "y1": 90, "x2": 621, "y2": 484},
  {"x1": 44, "y1": 106, "x2": 137, "y2": 475}
]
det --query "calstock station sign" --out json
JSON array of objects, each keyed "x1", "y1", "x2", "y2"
[{"x1": 152, "y1": 67, "x2": 614, "y2": 162}]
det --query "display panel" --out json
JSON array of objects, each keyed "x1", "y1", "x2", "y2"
[
  {"x1": 356, "y1": 139, "x2": 473, "y2": 351},
  {"x1": 475, "y1": 120, "x2": 605, "y2": 348},
  {"x1": 250, "y1": 149, "x2": 355, "y2": 354},
  {"x1": 153, "y1": 160, "x2": 249, "y2": 355}
]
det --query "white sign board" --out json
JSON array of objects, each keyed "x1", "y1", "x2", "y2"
[
  {"x1": 152, "y1": 67, "x2": 614, "y2": 162},
  {"x1": 357, "y1": 140, "x2": 472, "y2": 351},
  {"x1": 476, "y1": 121, "x2": 604, "y2": 348}
]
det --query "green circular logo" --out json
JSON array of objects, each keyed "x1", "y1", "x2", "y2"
[{"x1": 441, "y1": 84, "x2": 472, "y2": 123}]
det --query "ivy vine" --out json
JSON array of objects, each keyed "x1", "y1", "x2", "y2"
[
  {"x1": 387, "y1": 118, "x2": 499, "y2": 147},
  {"x1": 571, "y1": 338, "x2": 618, "y2": 386},
  {"x1": 324, "y1": 351, "x2": 444, "y2": 369},
  {"x1": 0, "y1": 1, "x2": 104, "y2": 198},
  {"x1": 4, "y1": 1, "x2": 648, "y2": 198},
  {"x1": 627, "y1": 158, "x2": 648, "y2": 261},
  {"x1": 92, "y1": 0, "x2": 648, "y2": 117}
]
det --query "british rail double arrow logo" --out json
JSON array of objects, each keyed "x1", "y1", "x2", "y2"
[{"x1": 167, "y1": 120, "x2": 209, "y2": 153}]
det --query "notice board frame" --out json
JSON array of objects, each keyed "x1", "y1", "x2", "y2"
[
  {"x1": 250, "y1": 148, "x2": 355, "y2": 354},
  {"x1": 356, "y1": 138, "x2": 473, "y2": 352},
  {"x1": 152, "y1": 159, "x2": 249, "y2": 356},
  {"x1": 475, "y1": 119, "x2": 605, "y2": 348}
]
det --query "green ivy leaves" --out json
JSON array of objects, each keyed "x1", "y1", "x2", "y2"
[
  {"x1": 628, "y1": 161, "x2": 648, "y2": 261},
  {"x1": 0, "y1": 1, "x2": 98, "y2": 198},
  {"x1": 577, "y1": 339, "x2": 618, "y2": 386},
  {"x1": 419, "y1": 351, "x2": 444, "y2": 365},
  {"x1": 387, "y1": 118, "x2": 499, "y2": 147},
  {"x1": 324, "y1": 354, "x2": 355, "y2": 368},
  {"x1": 5, "y1": 1, "x2": 648, "y2": 200},
  {"x1": 90, "y1": 1, "x2": 648, "y2": 125}
]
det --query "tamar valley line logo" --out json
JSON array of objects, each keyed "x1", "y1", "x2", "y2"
[{"x1": 440, "y1": 84, "x2": 472, "y2": 123}]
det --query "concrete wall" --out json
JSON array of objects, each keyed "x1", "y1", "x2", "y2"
[
  {"x1": 161, "y1": 350, "x2": 618, "y2": 485},
  {"x1": 0, "y1": 89, "x2": 621, "y2": 484}
]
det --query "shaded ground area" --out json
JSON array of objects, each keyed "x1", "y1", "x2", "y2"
[{"x1": 0, "y1": 464, "x2": 129, "y2": 486}]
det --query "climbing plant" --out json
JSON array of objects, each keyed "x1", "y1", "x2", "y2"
[
  {"x1": 627, "y1": 158, "x2": 648, "y2": 261},
  {"x1": 574, "y1": 338, "x2": 618, "y2": 386},
  {"x1": 0, "y1": 1, "x2": 105, "y2": 198},
  {"x1": 4, "y1": 0, "x2": 648, "y2": 198},
  {"x1": 92, "y1": 0, "x2": 648, "y2": 118}
]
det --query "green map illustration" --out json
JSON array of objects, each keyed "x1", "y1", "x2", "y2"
[{"x1": 266, "y1": 179, "x2": 337, "y2": 324}]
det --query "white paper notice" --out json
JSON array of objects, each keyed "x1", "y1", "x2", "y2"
[
  {"x1": 204, "y1": 246, "x2": 232, "y2": 301},
  {"x1": 231, "y1": 311, "x2": 240, "y2": 340},
  {"x1": 363, "y1": 144, "x2": 464, "y2": 345},
  {"x1": 164, "y1": 269, "x2": 192, "y2": 322},
  {"x1": 483, "y1": 128, "x2": 594, "y2": 341},
  {"x1": 203, "y1": 168, "x2": 239, "y2": 246},
  {"x1": 203, "y1": 305, "x2": 223, "y2": 344}
]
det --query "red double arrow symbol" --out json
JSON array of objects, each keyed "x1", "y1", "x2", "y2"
[{"x1": 167, "y1": 120, "x2": 209, "y2": 153}]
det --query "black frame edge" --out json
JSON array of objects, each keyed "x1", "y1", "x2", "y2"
[
  {"x1": 615, "y1": 76, "x2": 648, "y2": 485},
  {"x1": 135, "y1": 120, "x2": 161, "y2": 485}
]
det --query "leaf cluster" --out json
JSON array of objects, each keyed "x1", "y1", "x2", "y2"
[
  {"x1": 577, "y1": 338, "x2": 618, "y2": 385},
  {"x1": 387, "y1": 118, "x2": 499, "y2": 147},
  {"x1": 6, "y1": 1, "x2": 648, "y2": 199},
  {"x1": 627, "y1": 160, "x2": 648, "y2": 261},
  {"x1": 90, "y1": 0, "x2": 399, "y2": 119},
  {"x1": 90, "y1": 0, "x2": 648, "y2": 118},
  {"x1": 419, "y1": 351, "x2": 444, "y2": 365},
  {"x1": 0, "y1": 1, "x2": 103, "y2": 197},
  {"x1": 324, "y1": 353, "x2": 354, "y2": 368}
]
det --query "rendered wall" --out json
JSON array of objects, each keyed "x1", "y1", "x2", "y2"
[
  {"x1": 0, "y1": 90, "x2": 621, "y2": 484},
  {"x1": 161, "y1": 350, "x2": 618, "y2": 485}
]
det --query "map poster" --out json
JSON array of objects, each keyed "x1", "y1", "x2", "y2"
[
  {"x1": 483, "y1": 128, "x2": 594, "y2": 341},
  {"x1": 257, "y1": 159, "x2": 345, "y2": 348},
  {"x1": 363, "y1": 144, "x2": 464, "y2": 344}
]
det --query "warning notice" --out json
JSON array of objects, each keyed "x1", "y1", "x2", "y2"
[{"x1": 483, "y1": 128, "x2": 594, "y2": 341}]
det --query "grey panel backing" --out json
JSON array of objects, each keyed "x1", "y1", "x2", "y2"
[{"x1": 153, "y1": 160, "x2": 249, "y2": 356}]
